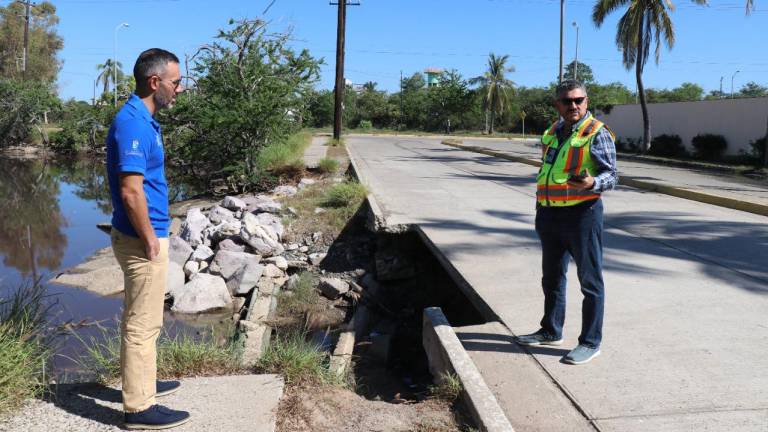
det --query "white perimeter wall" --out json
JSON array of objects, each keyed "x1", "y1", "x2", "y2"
[{"x1": 594, "y1": 97, "x2": 768, "y2": 155}]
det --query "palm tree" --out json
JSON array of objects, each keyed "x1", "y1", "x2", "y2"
[
  {"x1": 470, "y1": 53, "x2": 515, "y2": 134},
  {"x1": 593, "y1": 0, "x2": 707, "y2": 153},
  {"x1": 95, "y1": 59, "x2": 123, "y2": 101}
]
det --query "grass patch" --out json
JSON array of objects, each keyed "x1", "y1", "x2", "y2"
[
  {"x1": 321, "y1": 182, "x2": 367, "y2": 209},
  {"x1": 317, "y1": 157, "x2": 339, "y2": 175},
  {"x1": 282, "y1": 179, "x2": 367, "y2": 240},
  {"x1": 256, "y1": 328, "x2": 341, "y2": 387},
  {"x1": 77, "y1": 324, "x2": 243, "y2": 385},
  {"x1": 276, "y1": 272, "x2": 321, "y2": 317},
  {"x1": 257, "y1": 131, "x2": 313, "y2": 173},
  {"x1": 429, "y1": 372, "x2": 462, "y2": 402},
  {"x1": 326, "y1": 137, "x2": 345, "y2": 147},
  {"x1": 0, "y1": 280, "x2": 54, "y2": 418}
]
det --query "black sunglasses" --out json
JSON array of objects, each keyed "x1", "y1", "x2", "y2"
[{"x1": 559, "y1": 96, "x2": 586, "y2": 106}]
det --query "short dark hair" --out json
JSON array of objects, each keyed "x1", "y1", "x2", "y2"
[
  {"x1": 133, "y1": 48, "x2": 180, "y2": 90},
  {"x1": 555, "y1": 79, "x2": 588, "y2": 98}
]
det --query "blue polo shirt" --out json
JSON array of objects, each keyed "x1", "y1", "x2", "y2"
[{"x1": 106, "y1": 94, "x2": 170, "y2": 238}]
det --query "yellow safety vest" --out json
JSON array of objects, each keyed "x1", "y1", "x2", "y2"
[{"x1": 536, "y1": 114, "x2": 607, "y2": 207}]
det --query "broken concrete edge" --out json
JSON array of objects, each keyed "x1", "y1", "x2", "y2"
[
  {"x1": 328, "y1": 304, "x2": 370, "y2": 377},
  {"x1": 441, "y1": 141, "x2": 768, "y2": 218},
  {"x1": 422, "y1": 307, "x2": 515, "y2": 432},
  {"x1": 412, "y1": 227, "x2": 500, "y2": 323},
  {"x1": 344, "y1": 141, "x2": 410, "y2": 234}
]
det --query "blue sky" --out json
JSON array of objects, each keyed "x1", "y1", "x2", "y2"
[{"x1": 37, "y1": 0, "x2": 768, "y2": 101}]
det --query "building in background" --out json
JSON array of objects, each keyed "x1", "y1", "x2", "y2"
[{"x1": 424, "y1": 68, "x2": 444, "y2": 87}]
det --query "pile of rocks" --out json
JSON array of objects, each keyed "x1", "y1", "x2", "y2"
[{"x1": 166, "y1": 188, "x2": 326, "y2": 316}]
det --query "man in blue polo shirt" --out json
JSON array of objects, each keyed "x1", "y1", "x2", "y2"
[{"x1": 106, "y1": 48, "x2": 190, "y2": 430}]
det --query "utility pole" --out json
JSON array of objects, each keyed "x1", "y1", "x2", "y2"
[
  {"x1": 719, "y1": 76, "x2": 724, "y2": 98},
  {"x1": 19, "y1": 0, "x2": 33, "y2": 79},
  {"x1": 399, "y1": 70, "x2": 403, "y2": 132},
  {"x1": 559, "y1": 0, "x2": 565, "y2": 84},
  {"x1": 572, "y1": 21, "x2": 579, "y2": 81},
  {"x1": 331, "y1": 1, "x2": 360, "y2": 140}
]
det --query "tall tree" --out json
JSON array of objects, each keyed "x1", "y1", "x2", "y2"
[
  {"x1": 95, "y1": 59, "x2": 123, "y2": 101},
  {"x1": 0, "y1": 1, "x2": 63, "y2": 81},
  {"x1": 737, "y1": 81, "x2": 768, "y2": 98},
  {"x1": 563, "y1": 61, "x2": 595, "y2": 84},
  {"x1": 470, "y1": 53, "x2": 515, "y2": 134},
  {"x1": 593, "y1": 0, "x2": 707, "y2": 153}
]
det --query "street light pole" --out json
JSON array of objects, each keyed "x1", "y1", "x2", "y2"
[
  {"x1": 731, "y1": 70, "x2": 740, "y2": 99},
  {"x1": 113, "y1": 22, "x2": 129, "y2": 107},
  {"x1": 572, "y1": 21, "x2": 579, "y2": 81},
  {"x1": 559, "y1": 0, "x2": 565, "y2": 83}
]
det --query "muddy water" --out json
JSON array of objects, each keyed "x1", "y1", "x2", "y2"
[{"x1": 0, "y1": 156, "x2": 215, "y2": 380}]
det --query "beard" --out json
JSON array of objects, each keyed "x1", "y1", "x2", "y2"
[{"x1": 153, "y1": 90, "x2": 175, "y2": 111}]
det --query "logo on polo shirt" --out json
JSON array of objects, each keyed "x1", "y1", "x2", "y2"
[{"x1": 126, "y1": 139, "x2": 143, "y2": 156}]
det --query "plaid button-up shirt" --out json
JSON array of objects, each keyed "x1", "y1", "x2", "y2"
[{"x1": 554, "y1": 111, "x2": 618, "y2": 193}]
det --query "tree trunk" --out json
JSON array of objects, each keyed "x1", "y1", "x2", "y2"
[
  {"x1": 490, "y1": 110, "x2": 496, "y2": 135},
  {"x1": 636, "y1": 15, "x2": 651, "y2": 153}
]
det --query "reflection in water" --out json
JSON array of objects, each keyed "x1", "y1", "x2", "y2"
[
  {"x1": 0, "y1": 158, "x2": 67, "y2": 277},
  {"x1": 0, "y1": 156, "x2": 207, "y2": 379}
]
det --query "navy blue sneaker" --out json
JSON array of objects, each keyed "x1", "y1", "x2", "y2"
[
  {"x1": 124, "y1": 404, "x2": 191, "y2": 430},
  {"x1": 156, "y1": 380, "x2": 181, "y2": 398}
]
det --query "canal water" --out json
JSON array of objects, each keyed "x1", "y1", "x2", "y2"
[{"x1": 0, "y1": 155, "x2": 216, "y2": 380}]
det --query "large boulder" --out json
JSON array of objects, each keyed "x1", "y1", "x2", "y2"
[
  {"x1": 179, "y1": 208, "x2": 211, "y2": 247},
  {"x1": 242, "y1": 195, "x2": 282, "y2": 214},
  {"x1": 166, "y1": 261, "x2": 185, "y2": 295},
  {"x1": 208, "y1": 220, "x2": 242, "y2": 244},
  {"x1": 208, "y1": 205, "x2": 237, "y2": 225},
  {"x1": 240, "y1": 212, "x2": 284, "y2": 257},
  {"x1": 218, "y1": 238, "x2": 246, "y2": 253},
  {"x1": 169, "y1": 236, "x2": 194, "y2": 266},
  {"x1": 209, "y1": 250, "x2": 261, "y2": 280},
  {"x1": 272, "y1": 185, "x2": 297, "y2": 197},
  {"x1": 222, "y1": 196, "x2": 247, "y2": 211},
  {"x1": 227, "y1": 262, "x2": 265, "y2": 296},
  {"x1": 253, "y1": 213, "x2": 284, "y2": 241},
  {"x1": 170, "y1": 273, "x2": 232, "y2": 313},
  {"x1": 190, "y1": 244, "x2": 215, "y2": 263},
  {"x1": 318, "y1": 277, "x2": 350, "y2": 300}
]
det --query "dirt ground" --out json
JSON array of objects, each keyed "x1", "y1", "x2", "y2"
[{"x1": 277, "y1": 386, "x2": 463, "y2": 432}]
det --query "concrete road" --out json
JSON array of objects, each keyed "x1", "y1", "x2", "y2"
[{"x1": 348, "y1": 135, "x2": 768, "y2": 431}]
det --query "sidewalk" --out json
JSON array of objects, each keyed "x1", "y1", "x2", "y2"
[
  {"x1": 0, "y1": 375, "x2": 284, "y2": 432},
  {"x1": 347, "y1": 135, "x2": 768, "y2": 431},
  {"x1": 443, "y1": 137, "x2": 768, "y2": 216},
  {"x1": 303, "y1": 136, "x2": 328, "y2": 169}
]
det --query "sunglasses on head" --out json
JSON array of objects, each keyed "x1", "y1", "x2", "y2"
[{"x1": 559, "y1": 96, "x2": 586, "y2": 106}]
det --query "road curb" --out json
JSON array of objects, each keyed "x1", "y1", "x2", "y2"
[
  {"x1": 423, "y1": 307, "x2": 515, "y2": 432},
  {"x1": 442, "y1": 141, "x2": 768, "y2": 217},
  {"x1": 345, "y1": 142, "x2": 409, "y2": 233}
]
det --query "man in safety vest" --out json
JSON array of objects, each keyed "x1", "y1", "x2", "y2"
[{"x1": 515, "y1": 80, "x2": 618, "y2": 365}]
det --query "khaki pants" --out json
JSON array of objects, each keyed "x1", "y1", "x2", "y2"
[{"x1": 111, "y1": 230, "x2": 169, "y2": 413}]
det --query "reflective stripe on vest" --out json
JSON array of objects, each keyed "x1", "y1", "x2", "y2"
[{"x1": 537, "y1": 114, "x2": 604, "y2": 207}]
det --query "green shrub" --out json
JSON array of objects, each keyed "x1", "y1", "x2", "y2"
[
  {"x1": 615, "y1": 136, "x2": 640, "y2": 153},
  {"x1": 0, "y1": 280, "x2": 53, "y2": 417},
  {"x1": 256, "y1": 328, "x2": 340, "y2": 386},
  {"x1": 358, "y1": 120, "x2": 373, "y2": 130},
  {"x1": 321, "y1": 182, "x2": 366, "y2": 209},
  {"x1": 317, "y1": 157, "x2": 339, "y2": 174},
  {"x1": 648, "y1": 134, "x2": 687, "y2": 158},
  {"x1": 77, "y1": 324, "x2": 243, "y2": 384},
  {"x1": 692, "y1": 134, "x2": 728, "y2": 161},
  {"x1": 749, "y1": 136, "x2": 767, "y2": 166}
]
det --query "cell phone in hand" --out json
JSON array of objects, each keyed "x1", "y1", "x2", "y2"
[{"x1": 569, "y1": 172, "x2": 586, "y2": 181}]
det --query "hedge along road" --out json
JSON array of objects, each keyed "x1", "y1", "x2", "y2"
[{"x1": 347, "y1": 134, "x2": 768, "y2": 431}]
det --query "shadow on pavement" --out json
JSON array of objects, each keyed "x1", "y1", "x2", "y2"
[{"x1": 45, "y1": 383, "x2": 123, "y2": 428}]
